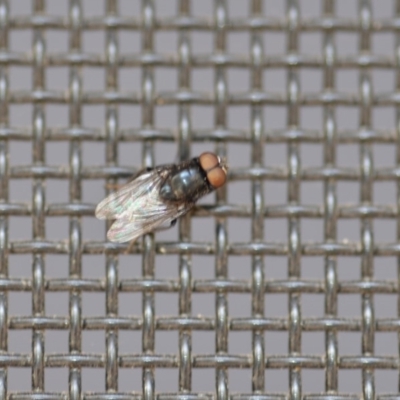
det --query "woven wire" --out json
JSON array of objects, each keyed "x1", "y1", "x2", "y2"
[{"x1": 1, "y1": 0, "x2": 400, "y2": 398}]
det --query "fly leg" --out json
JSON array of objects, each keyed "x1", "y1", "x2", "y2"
[
  {"x1": 154, "y1": 218, "x2": 177, "y2": 232},
  {"x1": 124, "y1": 219, "x2": 177, "y2": 254},
  {"x1": 124, "y1": 238, "x2": 138, "y2": 254},
  {"x1": 105, "y1": 182, "x2": 125, "y2": 191}
]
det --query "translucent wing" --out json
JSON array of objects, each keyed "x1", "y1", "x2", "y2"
[
  {"x1": 106, "y1": 204, "x2": 188, "y2": 243},
  {"x1": 95, "y1": 170, "x2": 160, "y2": 220},
  {"x1": 95, "y1": 169, "x2": 191, "y2": 243}
]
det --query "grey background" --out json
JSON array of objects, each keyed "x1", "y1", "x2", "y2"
[{"x1": 4, "y1": 0, "x2": 400, "y2": 398}]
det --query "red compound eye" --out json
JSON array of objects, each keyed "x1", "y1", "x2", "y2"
[
  {"x1": 206, "y1": 166, "x2": 227, "y2": 188},
  {"x1": 199, "y1": 152, "x2": 219, "y2": 171}
]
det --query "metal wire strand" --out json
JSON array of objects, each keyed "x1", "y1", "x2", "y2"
[{"x1": 0, "y1": 0, "x2": 398, "y2": 399}]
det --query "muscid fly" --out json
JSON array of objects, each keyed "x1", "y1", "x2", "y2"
[{"x1": 96, "y1": 152, "x2": 228, "y2": 243}]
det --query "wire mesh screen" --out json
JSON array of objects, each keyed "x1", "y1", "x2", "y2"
[{"x1": 2, "y1": 0, "x2": 400, "y2": 398}]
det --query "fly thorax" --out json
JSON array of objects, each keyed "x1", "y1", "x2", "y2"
[{"x1": 159, "y1": 167, "x2": 208, "y2": 202}]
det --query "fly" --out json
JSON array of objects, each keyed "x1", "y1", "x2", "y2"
[{"x1": 95, "y1": 152, "x2": 228, "y2": 243}]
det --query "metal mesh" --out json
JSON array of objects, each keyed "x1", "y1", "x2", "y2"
[{"x1": 1, "y1": 0, "x2": 400, "y2": 398}]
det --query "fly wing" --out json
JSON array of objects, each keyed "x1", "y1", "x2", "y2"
[
  {"x1": 95, "y1": 169, "x2": 160, "y2": 220},
  {"x1": 106, "y1": 204, "x2": 188, "y2": 243},
  {"x1": 95, "y1": 167, "x2": 192, "y2": 243}
]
